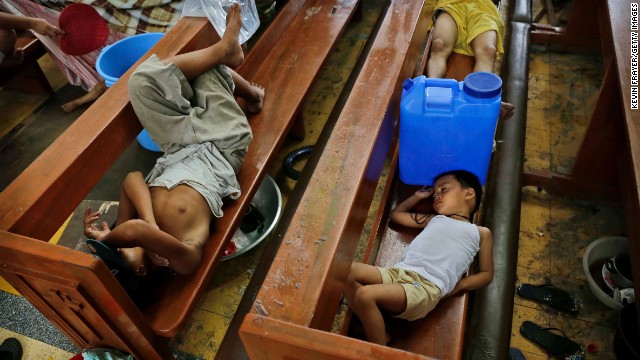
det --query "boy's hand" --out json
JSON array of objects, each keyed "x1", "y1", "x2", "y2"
[
  {"x1": 414, "y1": 186, "x2": 433, "y2": 199},
  {"x1": 30, "y1": 18, "x2": 64, "y2": 37},
  {"x1": 83, "y1": 207, "x2": 110, "y2": 240}
]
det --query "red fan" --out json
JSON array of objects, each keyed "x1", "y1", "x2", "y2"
[{"x1": 58, "y1": 3, "x2": 109, "y2": 56}]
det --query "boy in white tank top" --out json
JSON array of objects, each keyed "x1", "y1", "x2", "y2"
[{"x1": 344, "y1": 170, "x2": 494, "y2": 345}]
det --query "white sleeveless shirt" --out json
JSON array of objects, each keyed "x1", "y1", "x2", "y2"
[{"x1": 395, "y1": 215, "x2": 480, "y2": 295}]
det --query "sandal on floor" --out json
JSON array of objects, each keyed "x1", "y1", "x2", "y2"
[
  {"x1": 0, "y1": 337, "x2": 22, "y2": 360},
  {"x1": 517, "y1": 283, "x2": 580, "y2": 313},
  {"x1": 519, "y1": 321, "x2": 584, "y2": 360},
  {"x1": 86, "y1": 239, "x2": 148, "y2": 305}
]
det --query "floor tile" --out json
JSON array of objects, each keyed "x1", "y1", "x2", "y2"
[
  {"x1": 0, "y1": 328, "x2": 74, "y2": 360},
  {"x1": 200, "y1": 241, "x2": 266, "y2": 317},
  {"x1": 174, "y1": 310, "x2": 231, "y2": 360},
  {"x1": 549, "y1": 315, "x2": 616, "y2": 359},
  {"x1": 525, "y1": 107, "x2": 549, "y2": 133},
  {"x1": 511, "y1": 304, "x2": 550, "y2": 357}
]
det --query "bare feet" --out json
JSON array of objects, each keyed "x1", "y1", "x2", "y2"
[
  {"x1": 243, "y1": 82, "x2": 265, "y2": 114},
  {"x1": 219, "y1": 3, "x2": 244, "y2": 68},
  {"x1": 61, "y1": 81, "x2": 107, "y2": 112},
  {"x1": 500, "y1": 101, "x2": 515, "y2": 121}
]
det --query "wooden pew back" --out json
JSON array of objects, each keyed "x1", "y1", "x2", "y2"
[
  {"x1": 239, "y1": 0, "x2": 435, "y2": 356},
  {"x1": 0, "y1": 0, "x2": 363, "y2": 357}
]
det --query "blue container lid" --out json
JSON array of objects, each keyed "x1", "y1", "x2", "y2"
[{"x1": 463, "y1": 72, "x2": 502, "y2": 99}]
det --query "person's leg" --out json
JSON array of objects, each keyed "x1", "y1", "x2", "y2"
[
  {"x1": 352, "y1": 284, "x2": 407, "y2": 345},
  {"x1": 427, "y1": 12, "x2": 458, "y2": 78},
  {"x1": 164, "y1": 3, "x2": 244, "y2": 81},
  {"x1": 229, "y1": 68, "x2": 265, "y2": 114},
  {"x1": 470, "y1": 30, "x2": 498, "y2": 73},
  {"x1": 61, "y1": 81, "x2": 107, "y2": 112},
  {"x1": 344, "y1": 262, "x2": 384, "y2": 306},
  {"x1": 468, "y1": 22, "x2": 515, "y2": 120},
  {"x1": 100, "y1": 219, "x2": 202, "y2": 275}
]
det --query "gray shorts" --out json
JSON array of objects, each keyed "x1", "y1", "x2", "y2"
[{"x1": 128, "y1": 55, "x2": 253, "y2": 216}]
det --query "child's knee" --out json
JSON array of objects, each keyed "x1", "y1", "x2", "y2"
[
  {"x1": 473, "y1": 43, "x2": 497, "y2": 60},
  {"x1": 353, "y1": 286, "x2": 375, "y2": 308},
  {"x1": 430, "y1": 37, "x2": 450, "y2": 55}
]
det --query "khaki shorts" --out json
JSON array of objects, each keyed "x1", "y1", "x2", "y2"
[
  {"x1": 377, "y1": 267, "x2": 441, "y2": 321},
  {"x1": 435, "y1": 0, "x2": 505, "y2": 57}
]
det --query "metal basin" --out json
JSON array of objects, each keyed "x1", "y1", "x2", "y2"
[{"x1": 223, "y1": 175, "x2": 282, "y2": 260}]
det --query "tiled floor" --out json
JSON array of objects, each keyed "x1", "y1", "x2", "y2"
[
  {"x1": 509, "y1": 46, "x2": 625, "y2": 359},
  {"x1": 0, "y1": 3, "x2": 628, "y2": 360},
  {"x1": 0, "y1": 2, "x2": 386, "y2": 359}
]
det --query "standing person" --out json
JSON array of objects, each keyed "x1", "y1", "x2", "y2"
[
  {"x1": 83, "y1": 4, "x2": 265, "y2": 276},
  {"x1": 344, "y1": 170, "x2": 494, "y2": 345},
  {"x1": 427, "y1": 0, "x2": 515, "y2": 120}
]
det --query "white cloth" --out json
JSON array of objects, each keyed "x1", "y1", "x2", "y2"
[{"x1": 395, "y1": 215, "x2": 480, "y2": 296}]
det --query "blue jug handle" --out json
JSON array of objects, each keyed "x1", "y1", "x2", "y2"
[{"x1": 423, "y1": 78, "x2": 460, "y2": 94}]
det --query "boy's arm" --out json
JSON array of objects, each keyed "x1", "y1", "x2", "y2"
[
  {"x1": 389, "y1": 187, "x2": 435, "y2": 228},
  {"x1": 446, "y1": 226, "x2": 494, "y2": 297},
  {"x1": 0, "y1": 13, "x2": 63, "y2": 37},
  {"x1": 121, "y1": 171, "x2": 157, "y2": 225}
]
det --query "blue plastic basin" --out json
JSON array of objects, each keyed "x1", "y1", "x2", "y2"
[{"x1": 96, "y1": 33, "x2": 164, "y2": 152}]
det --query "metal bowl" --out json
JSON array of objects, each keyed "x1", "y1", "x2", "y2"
[{"x1": 222, "y1": 175, "x2": 282, "y2": 260}]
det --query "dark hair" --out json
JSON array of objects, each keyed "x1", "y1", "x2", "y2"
[{"x1": 434, "y1": 170, "x2": 483, "y2": 216}]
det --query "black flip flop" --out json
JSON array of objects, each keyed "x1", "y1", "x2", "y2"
[
  {"x1": 86, "y1": 239, "x2": 131, "y2": 277},
  {"x1": 0, "y1": 337, "x2": 22, "y2": 360},
  {"x1": 86, "y1": 239, "x2": 149, "y2": 305},
  {"x1": 520, "y1": 321, "x2": 584, "y2": 359},
  {"x1": 517, "y1": 283, "x2": 580, "y2": 313}
]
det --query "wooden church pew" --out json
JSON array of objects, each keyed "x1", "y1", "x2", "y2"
[
  {"x1": 0, "y1": 0, "x2": 362, "y2": 357},
  {"x1": 238, "y1": 0, "x2": 450, "y2": 358},
  {"x1": 237, "y1": 0, "x2": 533, "y2": 358}
]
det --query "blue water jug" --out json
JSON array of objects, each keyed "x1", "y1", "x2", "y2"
[{"x1": 399, "y1": 72, "x2": 502, "y2": 186}]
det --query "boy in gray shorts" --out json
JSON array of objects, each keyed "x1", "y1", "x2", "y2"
[{"x1": 83, "y1": 4, "x2": 264, "y2": 276}]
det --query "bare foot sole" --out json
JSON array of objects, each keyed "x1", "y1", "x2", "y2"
[
  {"x1": 219, "y1": 3, "x2": 244, "y2": 67},
  {"x1": 244, "y1": 82, "x2": 265, "y2": 114},
  {"x1": 500, "y1": 101, "x2": 515, "y2": 121},
  {"x1": 61, "y1": 82, "x2": 107, "y2": 112}
]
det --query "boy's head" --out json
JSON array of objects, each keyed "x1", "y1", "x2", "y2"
[{"x1": 432, "y1": 170, "x2": 483, "y2": 218}]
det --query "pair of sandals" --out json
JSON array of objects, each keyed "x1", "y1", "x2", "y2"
[{"x1": 517, "y1": 284, "x2": 584, "y2": 359}]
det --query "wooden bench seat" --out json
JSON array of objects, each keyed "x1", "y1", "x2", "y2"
[
  {"x1": 339, "y1": 147, "x2": 470, "y2": 359},
  {"x1": 0, "y1": 30, "x2": 53, "y2": 94},
  {"x1": 0, "y1": 1, "x2": 362, "y2": 358},
  {"x1": 237, "y1": 0, "x2": 437, "y2": 358},
  {"x1": 238, "y1": 0, "x2": 535, "y2": 358}
]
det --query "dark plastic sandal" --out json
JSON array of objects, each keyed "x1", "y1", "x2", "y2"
[
  {"x1": 86, "y1": 239, "x2": 150, "y2": 305},
  {"x1": 0, "y1": 337, "x2": 22, "y2": 360},
  {"x1": 86, "y1": 239, "x2": 131, "y2": 277},
  {"x1": 520, "y1": 321, "x2": 584, "y2": 359},
  {"x1": 517, "y1": 283, "x2": 580, "y2": 313}
]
